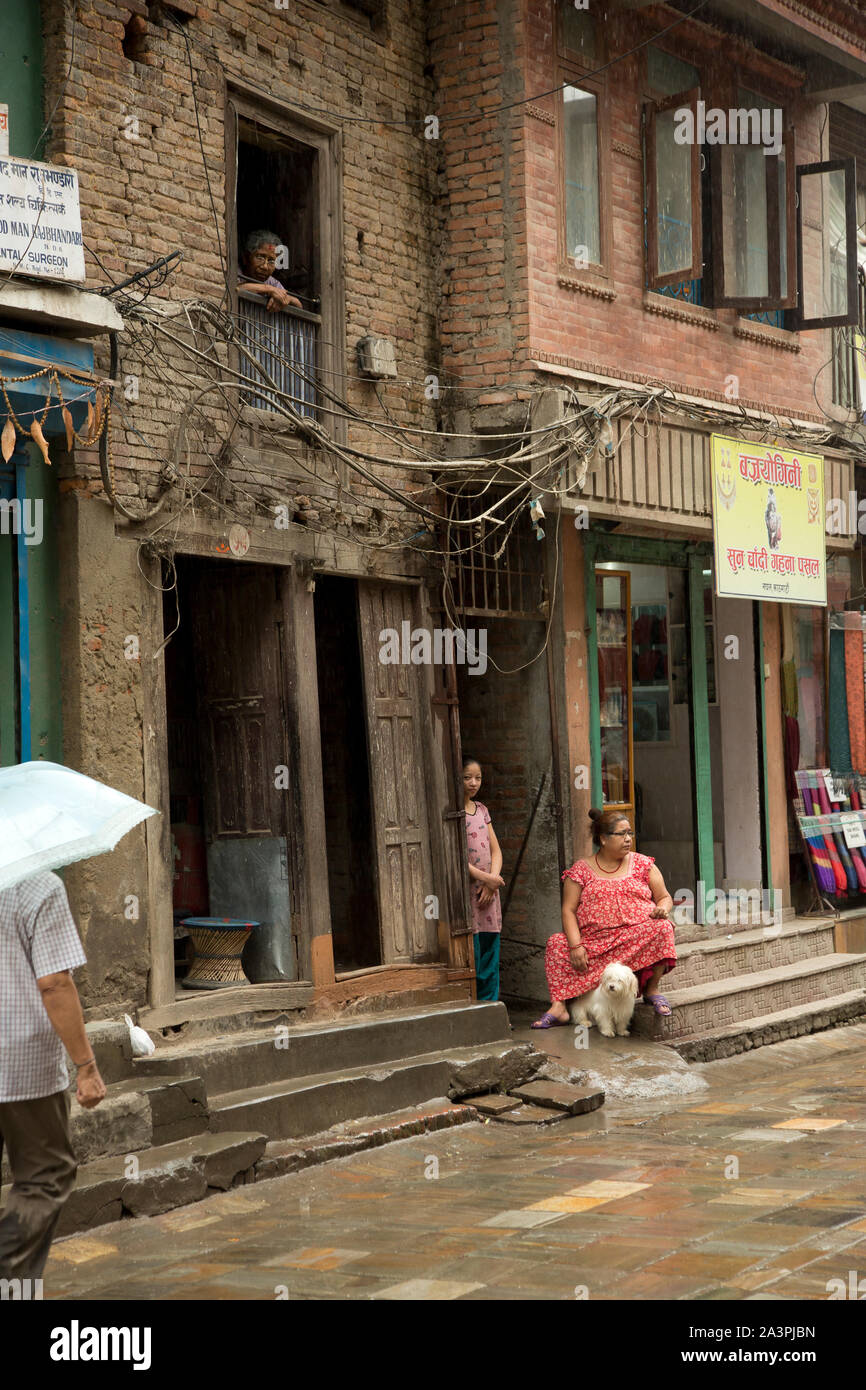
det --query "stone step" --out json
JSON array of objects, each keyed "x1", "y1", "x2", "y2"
[
  {"x1": 132, "y1": 1000, "x2": 512, "y2": 1096},
  {"x1": 70, "y1": 1074, "x2": 208, "y2": 1161},
  {"x1": 209, "y1": 1041, "x2": 543, "y2": 1140},
  {"x1": 666, "y1": 991, "x2": 866, "y2": 1063},
  {"x1": 257, "y1": 1098, "x2": 477, "y2": 1179},
  {"x1": 671, "y1": 919, "x2": 837, "y2": 991},
  {"x1": 1, "y1": 1132, "x2": 267, "y2": 1240},
  {"x1": 632, "y1": 953, "x2": 866, "y2": 1041},
  {"x1": 0, "y1": 1073, "x2": 209, "y2": 1187}
]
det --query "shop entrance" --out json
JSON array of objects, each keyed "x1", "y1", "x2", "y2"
[
  {"x1": 164, "y1": 558, "x2": 300, "y2": 984},
  {"x1": 587, "y1": 536, "x2": 725, "y2": 914},
  {"x1": 313, "y1": 576, "x2": 439, "y2": 972}
]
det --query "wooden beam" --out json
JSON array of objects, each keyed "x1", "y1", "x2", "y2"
[
  {"x1": 804, "y1": 81, "x2": 866, "y2": 103},
  {"x1": 140, "y1": 981, "x2": 315, "y2": 1030}
]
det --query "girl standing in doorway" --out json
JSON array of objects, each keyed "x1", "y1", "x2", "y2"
[{"x1": 463, "y1": 758, "x2": 505, "y2": 1002}]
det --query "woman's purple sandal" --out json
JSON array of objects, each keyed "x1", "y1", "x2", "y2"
[
  {"x1": 531, "y1": 1010, "x2": 570, "y2": 1029},
  {"x1": 645, "y1": 993, "x2": 672, "y2": 1016}
]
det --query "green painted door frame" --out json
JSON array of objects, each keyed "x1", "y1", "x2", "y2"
[{"x1": 583, "y1": 531, "x2": 715, "y2": 916}]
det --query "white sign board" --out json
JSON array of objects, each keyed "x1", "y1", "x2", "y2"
[
  {"x1": 0, "y1": 156, "x2": 85, "y2": 282},
  {"x1": 0, "y1": 107, "x2": 8, "y2": 158}
]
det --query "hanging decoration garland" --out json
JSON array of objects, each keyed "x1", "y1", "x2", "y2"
[{"x1": 0, "y1": 365, "x2": 109, "y2": 467}]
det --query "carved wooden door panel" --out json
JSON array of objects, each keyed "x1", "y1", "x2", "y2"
[
  {"x1": 356, "y1": 581, "x2": 437, "y2": 963},
  {"x1": 188, "y1": 562, "x2": 298, "y2": 979}
]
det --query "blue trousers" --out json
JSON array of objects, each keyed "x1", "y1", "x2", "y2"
[{"x1": 473, "y1": 932, "x2": 501, "y2": 1002}]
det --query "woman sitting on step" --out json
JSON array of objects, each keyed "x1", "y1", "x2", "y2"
[{"x1": 532, "y1": 808, "x2": 677, "y2": 1028}]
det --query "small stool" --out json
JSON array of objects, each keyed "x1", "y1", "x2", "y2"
[{"x1": 180, "y1": 917, "x2": 259, "y2": 990}]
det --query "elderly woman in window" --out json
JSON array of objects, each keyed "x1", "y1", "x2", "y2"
[{"x1": 238, "y1": 230, "x2": 302, "y2": 312}]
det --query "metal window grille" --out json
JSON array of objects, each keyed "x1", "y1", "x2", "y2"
[
  {"x1": 448, "y1": 494, "x2": 546, "y2": 619},
  {"x1": 237, "y1": 291, "x2": 320, "y2": 417}
]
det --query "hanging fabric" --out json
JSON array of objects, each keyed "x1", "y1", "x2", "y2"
[
  {"x1": 844, "y1": 627, "x2": 866, "y2": 774},
  {"x1": 828, "y1": 628, "x2": 853, "y2": 775}
]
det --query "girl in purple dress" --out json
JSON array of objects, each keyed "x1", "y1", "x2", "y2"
[{"x1": 463, "y1": 758, "x2": 505, "y2": 1002}]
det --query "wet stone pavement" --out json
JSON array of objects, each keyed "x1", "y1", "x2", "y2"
[{"x1": 44, "y1": 1023, "x2": 866, "y2": 1302}]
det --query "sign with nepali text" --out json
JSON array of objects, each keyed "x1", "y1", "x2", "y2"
[
  {"x1": 711, "y1": 434, "x2": 826, "y2": 606},
  {"x1": 0, "y1": 156, "x2": 84, "y2": 282}
]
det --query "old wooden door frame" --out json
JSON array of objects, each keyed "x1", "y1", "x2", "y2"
[{"x1": 584, "y1": 532, "x2": 716, "y2": 916}]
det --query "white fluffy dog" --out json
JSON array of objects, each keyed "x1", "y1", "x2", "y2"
[{"x1": 569, "y1": 962, "x2": 638, "y2": 1037}]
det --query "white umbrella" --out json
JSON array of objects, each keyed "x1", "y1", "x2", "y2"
[{"x1": 0, "y1": 761, "x2": 159, "y2": 892}]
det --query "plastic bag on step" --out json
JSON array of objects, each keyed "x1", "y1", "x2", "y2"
[{"x1": 124, "y1": 1012, "x2": 156, "y2": 1057}]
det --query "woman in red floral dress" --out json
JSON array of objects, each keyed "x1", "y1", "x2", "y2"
[{"x1": 531, "y1": 807, "x2": 676, "y2": 1028}]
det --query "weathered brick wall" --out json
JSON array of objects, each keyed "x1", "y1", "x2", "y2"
[
  {"x1": 432, "y1": 0, "x2": 848, "y2": 424},
  {"x1": 40, "y1": 0, "x2": 442, "y2": 527},
  {"x1": 428, "y1": 0, "x2": 535, "y2": 430}
]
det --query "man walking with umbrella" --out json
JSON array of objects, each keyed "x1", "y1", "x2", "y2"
[
  {"x1": 0, "y1": 870, "x2": 106, "y2": 1283},
  {"x1": 0, "y1": 759, "x2": 157, "y2": 1285}
]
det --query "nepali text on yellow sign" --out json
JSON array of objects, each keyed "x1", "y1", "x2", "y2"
[{"x1": 711, "y1": 434, "x2": 826, "y2": 606}]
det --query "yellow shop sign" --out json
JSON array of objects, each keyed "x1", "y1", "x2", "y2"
[{"x1": 711, "y1": 434, "x2": 826, "y2": 606}]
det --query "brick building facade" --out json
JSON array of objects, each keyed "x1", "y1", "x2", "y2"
[{"x1": 4, "y1": 0, "x2": 866, "y2": 1026}]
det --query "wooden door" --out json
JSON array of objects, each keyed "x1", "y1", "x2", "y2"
[
  {"x1": 188, "y1": 563, "x2": 299, "y2": 977},
  {"x1": 357, "y1": 581, "x2": 437, "y2": 963},
  {"x1": 594, "y1": 568, "x2": 635, "y2": 829}
]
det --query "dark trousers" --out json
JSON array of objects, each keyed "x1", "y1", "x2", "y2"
[
  {"x1": 0, "y1": 1089, "x2": 77, "y2": 1280},
  {"x1": 473, "y1": 931, "x2": 501, "y2": 1002}
]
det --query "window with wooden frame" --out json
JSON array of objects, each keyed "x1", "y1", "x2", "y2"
[
  {"x1": 797, "y1": 158, "x2": 859, "y2": 330},
  {"x1": 711, "y1": 85, "x2": 796, "y2": 314},
  {"x1": 643, "y1": 46, "x2": 704, "y2": 302},
  {"x1": 225, "y1": 90, "x2": 346, "y2": 436},
  {"x1": 642, "y1": 47, "x2": 860, "y2": 328},
  {"x1": 556, "y1": 4, "x2": 610, "y2": 276}
]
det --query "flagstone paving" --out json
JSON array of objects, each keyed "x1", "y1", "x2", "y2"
[{"x1": 41, "y1": 1023, "x2": 866, "y2": 1301}]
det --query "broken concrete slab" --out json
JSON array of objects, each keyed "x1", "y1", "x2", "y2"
[
  {"x1": 69, "y1": 1087, "x2": 152, "y2": 1164},
  {"x1": 446, "y1": 1044, "x2": 544, "y2": 1099},
  {"x1": 256, "y1": 1100, "x2": 474, "y2": 1180},
  {"x1": 507, "y1": 1080, "x2": 605, "y2": 1115},
  {"x1": 196, "y1": 1132, "x2": 267, "y2": 1191},
  {"x1": 490, "y1": 1103, "x2": 563, "y2": 1125},
  {"x1": 466, "y1": 1093, "x2": 524, "y2": 1116},
  {"x1": 121, "y1": 1158, "x2": 207, "y2": 1218},
  {"x1": 48, "y1": 1131, "x2": 268, "y2": 1235}
]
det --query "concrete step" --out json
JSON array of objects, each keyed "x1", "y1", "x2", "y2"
[
  {"x1": 132, "y1": 1000, "x2": 511, "y2": 1095},
  {"x1": 1, "y1": 1073, "x2": 209, "y2": 1188},
  {"x1": 4, "y1": 1132, "x2": 267, "y2": 1239},
  {"x1": 667, "y1": 991, "x2": 866, "y2": 1063},
  {"x1": 672, "y1": 919, "x2": 838, "y2": 991},
  {"x1": 633, "y1": 953, "x2": 866, "y2": 1041},
  {"x1": 209, "y1": 1041, "x2": 543, "y2": 1140},
  {"x1": 257, "y1": 1098, "x2": 477, "y2": 1179},
  {"x1": 70, "y1": 1074, "x2": 209, "y2": 1162}
]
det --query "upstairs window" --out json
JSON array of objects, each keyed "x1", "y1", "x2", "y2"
[
  {"x1": 229, "y1": 111, "x2": 323, "y2": 419},
  {"x1": 643, "y1": 47, "x2": 703, "y2": 302},
  {"x1": 563, "y1": 85, "x2": 601, "y2": 268},
  {"x1": 711, "y1": 88, "x2": 795, "y2": 314},
  {"x1": 557, "y1": 4, "x2": 608, "y2": 275},
  {"x1": 643, "y1": 48, "x2": 859, "y2": 329}
]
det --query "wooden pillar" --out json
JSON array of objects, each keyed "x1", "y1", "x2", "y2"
[
  {"x1": 290, "y1": 566, "x2": 335, "y2": 989},
  {"x1": 761, "y1": 603, "x2": 791, "y2": 907},
  {"x1": 688, "y1": 550, "x2": 715, "y2": 918}
]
